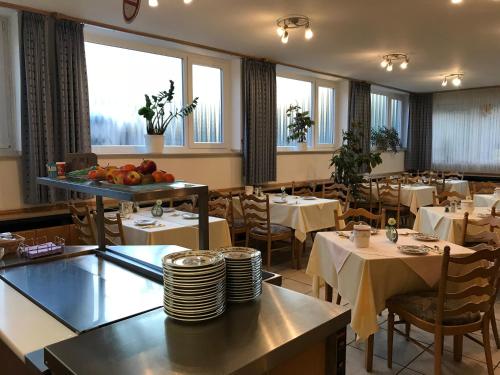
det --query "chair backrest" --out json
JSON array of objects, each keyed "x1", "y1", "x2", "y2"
[
  {"x1": 442, "y1": 171, "x2": 464, "y2": 180},
  {"x1": 240, "y1": 194, "x2": 270, "y2": 234},
  {"x1": 436, "y1": 246, "x2": 500, "y2": 326},
  {"x1": 462, "y1": 212, "x2": 500, "y2": 246},
  {"x1": 472, "y1": 182, "x2": 498, "y2": 195},
  {"x1": 322, "y1": 183, "x2": 351, "y2": 211},
  {"x1": 377, "y1": 182, "x2": 401, "y2": 207},
  {"x1": 432, "y1": 191, "x2": 465, "y2": 207},
  {"x1": 171, "y1": 195, "x2": 198, "y2": 213},
  {"x1": 68, "y1": 203, "x2": 96, "y2": 245},
  {"x1": 334, "y1": 208, "x2": 386, "y2": 230},
  {"x1": 354, "y1": 179, "x2": 375, "y2": 209},
  {"x1": 208, "y1": 190, "x2": 229, "y2": 219},
  {"x1": 103, "y1": 213, "x2": 126, "y2": 246},
  {"x1": 292, "y1": 181, "x2": 316, "y2": 197}
]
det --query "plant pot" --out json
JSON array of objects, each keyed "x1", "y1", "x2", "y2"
[
  {"x1": 144, "y1": 134, "x2": 164, "y2": 154},
  {"x1": 296, "y1": 142, "x2": 307, "y2": 152}
]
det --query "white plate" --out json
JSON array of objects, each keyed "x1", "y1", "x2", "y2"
[
  {"x1": 398, "y1": 245, "x2": 430, "y2": 255},
  {"x1": 219, "y1": 247, "x2": 261, "y2": 260},
  {"x1": 163, "y1": 250, "x2": 224, "y2": 268},
  {"x1": 182, "y1": 213, "x2": 199, "y2": 220},
  {"x1": 272, "y1": 199, "x2": 287, "y2": 204},
  {"x1": 134, "y1": 219, "x2": 156, "y2": 226},
  {"x1": 302, "y1": 196, "x2": 317, "y2": 200},
  {"x1": 412, "y1": 233, "x2": 439, "y2": 242}
]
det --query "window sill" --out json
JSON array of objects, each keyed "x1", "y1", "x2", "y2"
[
  {"x1": 94, "y1": 149, "x2": 242, "y2": 158},
  {"x1": 277, "y1": 149, "x2": 334, "y2": 155}
]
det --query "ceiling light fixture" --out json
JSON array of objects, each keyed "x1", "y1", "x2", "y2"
[
  {"x1": 183, "y1": 0, "x2": 193, "y2": 4},
  {"x1": 441, "y1": 73, "x2": 464, "y2": 88},
  {"x1": 149, "y1": 0, "x2": 159, "y2": 7},
  {"x1": 451, "y1": 0, "x2": 463, "y2": 4},
  {"x1": 276, "y1": 15, "x2": 314, "y2": 43},
  {"x1": 380, "y1": 53, "x2": 410, "y2": 72}
]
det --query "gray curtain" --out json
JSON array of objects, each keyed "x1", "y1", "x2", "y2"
[
  {"x1": 242, "y1": 58, "x2": 277, "y2": 185},
  {"x1": 21, "y1": 12, "x2": 91, "y2": 204},
  {"x1": 405, "y1": 93, "x2": 433, "y2": 171},
  {"x1": 348, "y1": 80, "x2": 371, "y2": 153}
]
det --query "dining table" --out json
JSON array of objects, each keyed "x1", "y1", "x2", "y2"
[
  {"x1": 232, "y1": 194, "x2": 342, "y2": 243},
  {"x1": 473, "y1": 193, "x2": 500, "y2": 208},
  {"x1": 413, "y1": 206, "x2": 498, "y2": 245},
  {"x1": 119, "y1": 208, "x2": 232, "y2": 250},
  {"x1": 367, "y1": 183, "x2": 436, "y2": 215},
  {"x1": 306, "y1": 229, "x2": 476, "y2": 371}
]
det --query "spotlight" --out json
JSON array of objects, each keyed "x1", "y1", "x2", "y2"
[
  {"x1": 441, "y1": 78, "x2": 448, "y2": 87},
  {"x1": 452, "y1": 76, "x2": 462, "y2": 86},
  {"x1": 277, "y1": 27, "x2": 284, "y2": 37},
  {"x1": 386, "y1": 61, "x2": 393, "y2": 72},
  {"x1": 380, "y1": 59, "x2": 389, "y2": 68},
  {"x1": 451, "y1": 0, "x2": 463, "y2": 4},
  {"x1": 305, "y1": 26, "x2": 314, "y2": 40},
  {"x1": 149, "y1": 0, "x2": 159, "y2": 7},
  {"x1": 184, "y1": 0, "x2": 193, "y2": 3},
  {"x1": 400, "y1": 59, "x2": 409, "y2": 69},
  {"x1": 281, "y1": 30, "x2": 289, "y2": 44}
]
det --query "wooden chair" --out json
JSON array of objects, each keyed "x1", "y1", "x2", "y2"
[
  {"x1": 68, "y1": 203, "x2": 96, "y2": 245},
  {"x1": 292, "y1": 181, "x2": 316, "y2": 197},
  {"x1": 322, "y1": 183, "x2": 351, "y2": 212},
  {"x1": 354, "y1": 178, "x2": 376, "y2": 213},
  {"x1": 387, "y1": 246, "x2": 500, "y2": 375},
  {"x1": 208, "y1": 190, "x2": 229, "y2": 218},
  {"x1": 432, "y1": 191, "x2": 465, "y2": 207},
  {"x1": 240, "y1": 194, "x2": 295, "y2": 268},
  {"x1": 472, "y1": 182, "x2": 498, "y2": 196},
  {"x1": 171, "y1": 195, "x2": 197, "y2": 213},
  {"x1": 462, "y1": 212, "x2": 500, "y2": 247},
  {"x1": 377, "y1": 182, "x2": 408, "y2": 228},
  {"x1": 442, "y1": 171, "x2": 464, "y2": 180},
  {"x1": 103, "y1": 213, "x2": 126, "y2": 246}
]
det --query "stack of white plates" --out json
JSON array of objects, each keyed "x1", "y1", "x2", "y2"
[
  {"x1": 219, "y1": 247, "x2": 262, "y2": 303},
  {"x1": 163, "y1": 250, "x2": 226, "y2": 322}
]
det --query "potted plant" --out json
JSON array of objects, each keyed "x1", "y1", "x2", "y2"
[
  {"x1": 138, "y1": 80, "x2": 198, "y2": 153},
  {"x1": 330, "y1": 122, "x2": 383, "y2": 196},
  {"x1": 286, "y1": 105, "x2": 315, "y2": 151},
  {"x1": 370, "y1": 127, "x2": 401, "y2": 154}
]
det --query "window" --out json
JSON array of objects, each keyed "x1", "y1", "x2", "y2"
[
  {"x1": 0, "y1": 16, "x2": 14, "y2": 150},
  {"x1": 370, "y1": 90, "x2": 408, "y2": 147},
  {"x1": 432, "y1": 88, "x2": 500, "y2": 173},
  {"x1": 85, "y1": 42, "x2": 184, "y2": 147},
  {"x1": 276, "y1": 76, "x2": 336, "y2": 149},
  {"x1": 192, "y1": 64, "x2": 223, "y2": 144}
]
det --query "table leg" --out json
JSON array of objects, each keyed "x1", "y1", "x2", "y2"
[
  {"x1": 453, "y1": 335, "x2": 463, "y2": 362},
  {"x1": 325, "y1": 283, "x2": 333, "y2": 303},
  {"x1": 325, "y1": 327, "x2": 347, "y2": 375},
  {"x1": 365, "y1": 334, "x2": 374, "y2": 372},
  {"x1": 197, "y1": 187, "x2": 209, "y2": 250},
  {"x1": 95, "y1": 195, "x2": 106, "y2": 251}
]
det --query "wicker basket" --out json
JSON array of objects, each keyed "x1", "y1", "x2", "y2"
[{"x1": 0, "y1": 234, "x2": 25, "y2": 255}]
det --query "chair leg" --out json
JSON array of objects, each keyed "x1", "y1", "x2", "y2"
[
  {"x1": 453, "y1": 335, "x2": 463, "y2": 362},
  {"x1": 434, "y1": 329, "x2": 443, "y2": 375},
  {"x1": 405, "y1": 322, "x2": 411, "y2": 341},
  {"x1": 267, "y1": 238, "x2": 272, "y2": 269},
  {"x1": 483, "y1": 318, "x2": 495, "y2": 375},
  {"x1": 490, "y1": 313, "x2": 500, "y2": 349},
  {"x1": 387, "y1": 311, "x2": 394, "y2": 369},
  {"x1": 335, "y1": 294, "x2": 342, "y2": 305},
  {"x1": 245, "y1": 232, "x2": 249, "y2": 248}
]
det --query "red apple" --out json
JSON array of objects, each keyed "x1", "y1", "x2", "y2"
[
  {"x1": 152, "y1": 170, "x2": 165, "y2": 183},
  {"x1": 120, "y1": 164, "x2": 136, "y2": 172},
  {"x1": 106, "y1": 168, "x2": 118, "y2": 183},
  {"x1": 163, "y1": 173, "x2": 175, "y2": 183},
  {"x1": 123, "y1": 171, "x2": 142, "y2": 185},
  {"x1": 137, "y1": 159, "x2": 157, "y2": 174},
  {"x1": 113, "y1": 170, "x2": 126, "y2": 185}
]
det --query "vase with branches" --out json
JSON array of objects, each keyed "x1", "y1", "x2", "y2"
[
  {"x1": 286, "y1": 104, "x2": 315, "y2": 150},
  {"x1": 138, "y1": 80, "x2": 198, "y2": 153}
]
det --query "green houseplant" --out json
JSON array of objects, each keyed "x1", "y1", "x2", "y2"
[
  {"x1": 371, "y1": 127, "x2": 401, "y2": 153},
  {"x1": 330, "y1": 122, "x2": 383, "y2": 195},
  {"x1": 286, "y1": 105, "x2": 315, "y2": 151},
  {"x1": 138, "y1": 80, "x2": 198, "y2": 153}
]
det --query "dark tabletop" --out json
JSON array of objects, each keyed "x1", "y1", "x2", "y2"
[
  {"x1": 107, "y1": 245, "x2": 188, "y2": 271},
  {"x1": 45, "y1": 283, "x2": 350, "y2": 375},
  {"x1": 0, "y1": 253, "x2": 164, "y2": 333}
]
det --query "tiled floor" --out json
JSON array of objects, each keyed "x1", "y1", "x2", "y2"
[{"x1": 266, "y1": 255, "x2": 500, "y2": 375}]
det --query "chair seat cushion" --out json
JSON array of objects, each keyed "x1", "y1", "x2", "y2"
[
  {"x1": 388, "y1": 291, "x2": 481, "y2": 326},
  {"x1": 250, "y1": 223, "x2": 291, "y2": 236}
]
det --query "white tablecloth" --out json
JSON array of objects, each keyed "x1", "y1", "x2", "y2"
[
  {"x1": 232, "y1": 195, "x2": 342, "y2": 242},
  {"x1": 445, "y1": 180, "x2": 470, "y2": 197},
  {"x1": 413, "y1": 206, "x2": 497, "y2": 245},
  {"x1": 400, "y1": 185, "x2": 436, "y2": 214},
  {"x1": 474, "y1": 194, "x2": 500, "y2": 208},
  {"x1": 306, "y1": 230, "x2": 474, "y2": 340},
  {"x1": 121, "y1": 209, "x2": 232, "y2": 250}
]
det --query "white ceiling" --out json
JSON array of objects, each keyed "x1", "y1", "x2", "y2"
[{"x1": 9, "y1": 0, "x2": 500, "y2": 92}]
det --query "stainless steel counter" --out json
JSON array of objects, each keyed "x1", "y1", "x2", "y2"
[{"x1": 45, "y1": 283, "x2": 350, "y2": 375}]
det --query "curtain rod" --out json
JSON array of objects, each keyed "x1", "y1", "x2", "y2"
[{"x1": 0, "y1": 0, "x2": 412, "y2": 94}]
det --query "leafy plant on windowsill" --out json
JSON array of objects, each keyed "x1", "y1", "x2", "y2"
[
  {"x1": 138, "y1": 80, "x2": 199, "y2": 135},
  {"x1": 286, "y1": 105, "x2": 315, "y2": 143},
  {"x1": 371, "y1": 127, "x2": 401, "y2": 154},
  {"x1": 330, "y1": 122, "x2": 383, "y2": 192}
]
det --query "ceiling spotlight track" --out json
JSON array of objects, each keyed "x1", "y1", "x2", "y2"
[
  {"x1": 441, "y1": 73, "x2": 464, "y2": 87},
  {"x1": 148, "y1": 0, "x2": 193, "y2": 7},
  {"x1": 380, "y1": 53, "x2": 410, "y2": 72},
  {"x1": 276, "y1": 15, "x2": 313, "y2": 44}
]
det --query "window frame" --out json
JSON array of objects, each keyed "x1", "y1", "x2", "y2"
[
  {"x1": 276, "y1": 72, "x2": 339, "y2": 152},
  {"x1": 0, "y1": 15, "x2": 16, "y2": 154},
  {"x1": 84, "y1": 33, "x2": 231, "y2": 155}
]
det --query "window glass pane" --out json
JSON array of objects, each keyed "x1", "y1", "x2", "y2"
[
  {"x1": 370, "y1": 93, "x2": 388, "y2": 129},
  {"x1": 317, "y1": 86, "x2": 335, "y2": 144},
  {"x1": 391, "y1": 99, "x2": 403, "y2": 140},
  {"x1": 85, "y1": 42, "x2": 184, "y2": 146},
  {"x1": 276, "y1": 77, "x2": 312, "y2": 147},
  {"x1": 192, "y1": 65, "x2": 223, "y2": 143}
]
